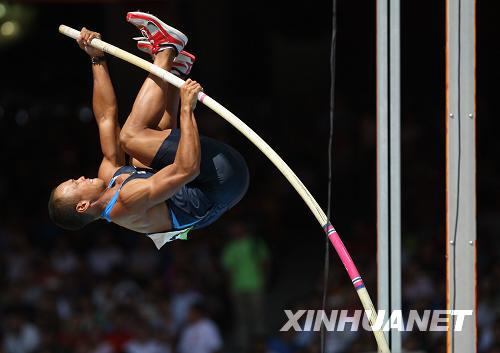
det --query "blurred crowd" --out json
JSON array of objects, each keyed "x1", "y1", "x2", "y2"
[{"x1": 0, "y1": 220, "x2": 253, "y2": 353}]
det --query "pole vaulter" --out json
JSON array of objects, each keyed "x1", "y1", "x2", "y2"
[{"x1": 59, "y1": 24, "x2": 391, "y2": 353}]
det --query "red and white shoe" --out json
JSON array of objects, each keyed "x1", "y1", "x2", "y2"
[
  {"x1": 136, "y1": 38, "x2": 195, "y2": 77},
  {"x1": 126, "y1": 11, "x2": 187, "y2": 55},
  {"x1": 136, "y1": 37, "x2": 154, "y2": 55},
  {"x1": 171, "y1": 50, "x2": 196, "y2": 77}
]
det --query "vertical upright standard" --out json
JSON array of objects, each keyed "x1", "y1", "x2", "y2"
[
  {"x1": 377, "y1": 0, "x2": 402, "y2": 351},
  {"x1": 446, "y1": 0, "x2": 477, "y2": 351}
]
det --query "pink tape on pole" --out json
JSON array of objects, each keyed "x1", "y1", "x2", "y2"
[
  {"x1": 323, "y1": 223, "x2": 364, "y2": 289},
  {"x1": 199, "y1": 92, "x2": 207, "y2": 103}
]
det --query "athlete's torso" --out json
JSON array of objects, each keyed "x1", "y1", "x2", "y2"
[
  {"x1": 101, "y1": 166, "x2": 173, "y2": 233},
  {"x1": 100, "y1": 133, "x2": 249, "y2": 237}
]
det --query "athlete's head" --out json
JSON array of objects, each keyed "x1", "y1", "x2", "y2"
[{"x1": 48, "y1": 176, "x2": 106, "y2": 230}]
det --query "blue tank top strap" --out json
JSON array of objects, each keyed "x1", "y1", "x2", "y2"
[
  {"x1": 100, "y1": 166, "x2": 154, "y2": 222},
  {"x1": 101, "y1": 189, "x2": 121, "y2": 222},
  {"x1": 107, "y1": 175, "x2": 119, "y2": 189}
]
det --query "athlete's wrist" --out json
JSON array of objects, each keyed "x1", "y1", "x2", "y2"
[
  {"x1": 180, "y1": 105, "x2": 193, "y2": 114},
  {"x1": 91, "y1": 55, "x2": 106, "y2": 65}
]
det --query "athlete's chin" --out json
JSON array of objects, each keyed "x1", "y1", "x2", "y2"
[
  {"x1": 94, "y1": 178, "x2": 106, "y2": 190},
  {"x1": 86, "y1": 178, "x2": 106, "y2": 193}
]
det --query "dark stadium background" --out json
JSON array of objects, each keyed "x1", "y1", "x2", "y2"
[{"x1": 0, "y1": 0, "x2": 498, "y2": 352}]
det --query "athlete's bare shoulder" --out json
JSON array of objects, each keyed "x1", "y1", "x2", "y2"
[
  {"x1": 109, "y1": 178, "x2": 172, "y2": 233},
  {"x1": 117, "y1": 178, "x2": 152, "y2": 210}
]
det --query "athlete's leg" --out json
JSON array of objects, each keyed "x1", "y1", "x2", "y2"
[
  {"x1": 156, "y1": 50, "x2": 195, "y2": 130},
  {"x1": 157, "y1": 85, "x2": 180, "y2": 130},
  {"x1": 120, "y1": 49, "x2": 177, "y2": 166},
  {"x1": 129, "y1": 82, "x2": 179, "y2": 169},
  {"x1": 135, "y1": 46, "x2": 192, "y2": 131}
]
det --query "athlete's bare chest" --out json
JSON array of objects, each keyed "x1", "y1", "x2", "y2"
[{"x1": 108, "y1": 179, "x2": 172, "y2": 233}]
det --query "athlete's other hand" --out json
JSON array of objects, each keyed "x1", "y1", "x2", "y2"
[
  {"x1": 77, "y1": 27, "x2": 104, "y2": 57},
  {"x1": 180, "y1": 79, "x2": 203, "y2": 111}
]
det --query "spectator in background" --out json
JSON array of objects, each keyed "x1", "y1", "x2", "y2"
[
  {"x1": 86, "y1": 232, "x2": 124, "y2": 276},
  {"x1": 177, "y1": 302, "x2": 223, "y2": 353},
  {"x1": 124, "y1": 323, "x2": 171, "y2": 353},
  {"x1": 50, "y1": 237, "x2": 79, "y2": 275},
  {"x1": 2, "y1": 310, "x2": 41, "y2": 353},
  {"x1": 74, "y1": 331, "x2": 113, "y2": 353},
  {"x1": 128, "y1": 239, "x2": 161, "y2": 280},
  {"x1": 221, "y1": 222, "x2": 270, "y2": 352},
  {"x1": 266, "y1": 330, "x2": 297, "y2": 353},
  {"x1": 169, "y1": 273, "x2": 203, "y2": 334},
  {"x1": 480, "y1": 318, "x2": 500, "y2": 353}
]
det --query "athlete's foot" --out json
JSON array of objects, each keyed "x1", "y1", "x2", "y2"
[
  {"x1": 136, "y1": 37, "x2": 155, "y2": 60},
  {"x1": 136, "y1": 38, "x2": 195, "y2": 78},
  {"x1": 126, "y1": 11, "x2": 187, "y2": 55},
  {"x1": 153, "y1": 47, "x2": 175, "y2": 70},
  {"x1": 171, "y1": 51, "x2": 196, "y2": 78}
]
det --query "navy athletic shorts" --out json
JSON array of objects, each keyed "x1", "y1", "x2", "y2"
[{"x1": 151, "y1": 129, "x2": 249, "y2": 230}]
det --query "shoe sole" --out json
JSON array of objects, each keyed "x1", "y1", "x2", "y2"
[
  {"x1": 137, "y1": 40, "x2": 152, "y2": 54},
  {"x1": 178, "y1": 51, "x2": 196, "y2": 61}
]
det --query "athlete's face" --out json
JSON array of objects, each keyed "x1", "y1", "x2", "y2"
[{"x1": 57, "y1": 176, "x2": 106, "y2": 203}]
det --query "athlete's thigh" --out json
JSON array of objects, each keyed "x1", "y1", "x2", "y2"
[{"x1": 124, "y1": 129, "x2": 172, "y2": 167}]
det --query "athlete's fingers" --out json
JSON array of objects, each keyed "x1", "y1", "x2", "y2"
[
  {"x1": 85, "y1": 33, "x2": 93, "y2": 44},
  {"x1": 81, "y1": 28, "x2": 100, "y2": 45},
  {"x1": 81, "y1": 27, "x2": 89, "y2": 43},
  {"x1": 187, "y1": 83, "x2": 197, "y2": 93},
  {"x1": 78, "y1": 28, "x2": 85, "y2": 43},
  {"x1": 192, "y1": 83, "x2": 202, "y2": 93},
  {"x1": 181, "y1": 81, "x2": 192, "y2": 93},
  {"x1": 76, "y1": 37, "x2": 86, "y2": 50},
  {"x1": 91, "y1": 32, "x2": 101, "y2": 40}
]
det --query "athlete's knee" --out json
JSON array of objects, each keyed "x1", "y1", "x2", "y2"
[
  {"x1": 119, "y1": 125, "x2": 136, "y2": 153},
  {"x1": 119, "y1": 129, "x2": 129, "y2": 150}
]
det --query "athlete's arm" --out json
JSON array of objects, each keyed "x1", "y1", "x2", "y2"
[
  {"x1": 144, "y1": 79, "x2": 202, "y2": 205},
  {"x1": 77, "y1": 28, "x2": 125, "y2": 182}
]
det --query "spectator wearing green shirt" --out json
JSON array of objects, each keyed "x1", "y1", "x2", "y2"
[{"x1": 221, "y1": 222, "x2": 270, "y2": 352}]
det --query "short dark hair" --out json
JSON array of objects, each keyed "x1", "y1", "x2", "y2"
[{"x1": 48, "y1": 188, "x2": 94, "y2": 231}]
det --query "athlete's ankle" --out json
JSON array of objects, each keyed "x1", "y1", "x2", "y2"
[{"x1": 154, "y1": 48, "x2": 175, "y2": 68}]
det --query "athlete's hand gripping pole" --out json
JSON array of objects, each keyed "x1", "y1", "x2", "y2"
[{"x1": 58, "y1": 24, "x2": 390, "y2": 353}]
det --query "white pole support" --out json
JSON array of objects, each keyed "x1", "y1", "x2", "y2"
[
  {"x1": 377, "y1": 0, "x2": 402, "y2": 351},
  {"x1": 446, "y1": 0, "x2": 477, "y2": 351}
]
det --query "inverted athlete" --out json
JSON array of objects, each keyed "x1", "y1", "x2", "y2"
[{"x1": 48, "y1": 12, "x2": 249, "y2": 248}]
